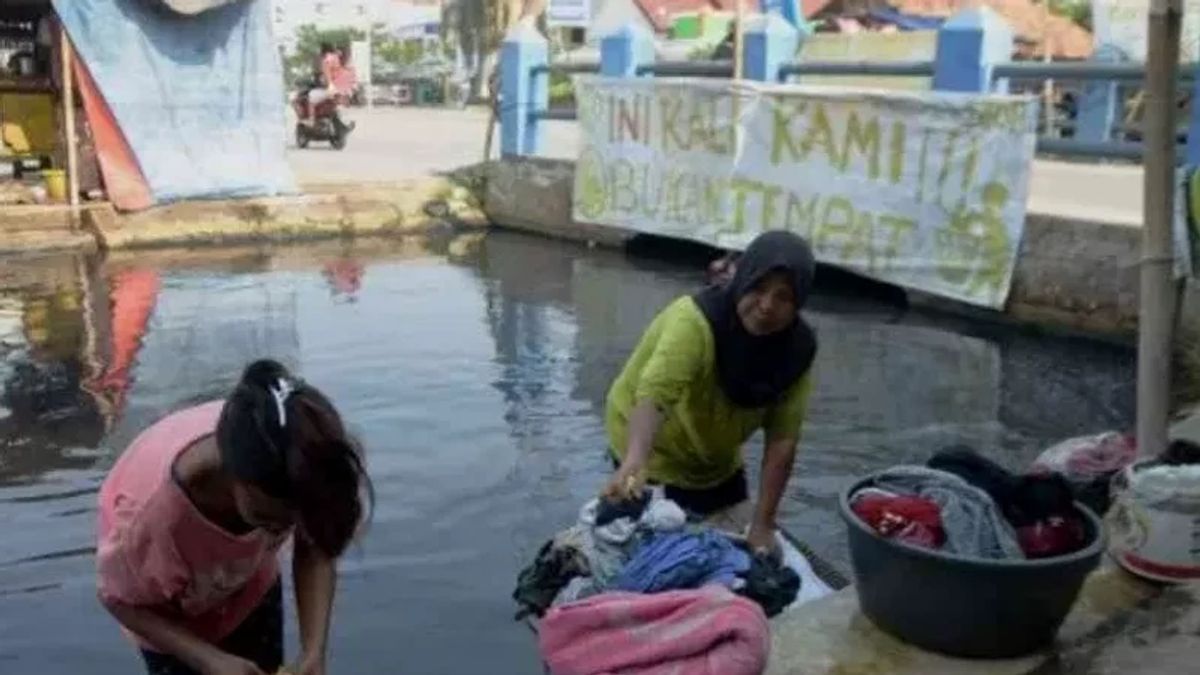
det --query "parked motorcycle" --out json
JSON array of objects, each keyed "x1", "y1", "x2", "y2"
[{"x1": 292, "y1": 88, "x2": 354, "y2": 150}]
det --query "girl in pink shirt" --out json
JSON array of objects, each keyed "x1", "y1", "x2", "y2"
[{"x1": 97, "y1": 360, "x2": 371, "y2": 675}]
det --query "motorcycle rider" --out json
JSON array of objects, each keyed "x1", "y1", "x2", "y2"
[{"x1": 303, "y1": 42, "x2": 343, "y2": 125}]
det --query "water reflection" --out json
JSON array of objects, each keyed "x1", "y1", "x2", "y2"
[
  {"x1": 1, "y1": 256, "x2": 109, "y2": 486},
  {"x1": 0, "y1": 232, "x2": 1134, "y2": 673}
]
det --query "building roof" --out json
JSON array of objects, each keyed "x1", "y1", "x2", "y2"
[
  {"x1": 618, "y1": 0, "x2": 830, "y2": 33},
  {"x1": 886, "y1": 0, "x2": 1092, "y2": 59}
]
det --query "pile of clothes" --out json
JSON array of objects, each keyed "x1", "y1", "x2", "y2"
[
  {"x1": 515, "y1": 492, "x2": 802, "y2": 675},
  {"x1": 850, "y1": 447, "x2": 1090, "y2": 560}
]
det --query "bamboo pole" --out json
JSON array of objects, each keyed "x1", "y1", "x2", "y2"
[
  {"x1": 1138, "y1": 0, "x2": 1182, "y2": 458},
  {"x1": 60, "y1": 25, "x2": 79, "y2": 213}
]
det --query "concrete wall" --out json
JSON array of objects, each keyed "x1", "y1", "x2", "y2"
[{"x1": 483, "y1": 156, "x2": 1189, "y2": 340}]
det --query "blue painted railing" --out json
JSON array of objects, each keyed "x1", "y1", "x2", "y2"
[{"x1": 501, "y1": 8, "x2": 1200, "y2": 164}]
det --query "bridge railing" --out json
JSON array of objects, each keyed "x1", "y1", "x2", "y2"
[{"x1": 500, "y1": 11, "x2": 1200, "y2": 164}]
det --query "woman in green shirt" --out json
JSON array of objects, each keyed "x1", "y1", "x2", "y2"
[{"x1": 604, "y1": 231, "x2": 817, "y2": 553}]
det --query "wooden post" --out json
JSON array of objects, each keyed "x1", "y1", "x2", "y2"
[
  {"x1": 1041, "y1": 1, "x2": 1054, "y2": 136},
  {"x1": 734, "y1": 0, "x2": 746, "y2": 81},
  {"x1": 1138, "y1": 0, "x2": 1182, "y2": 458},
  {"x1": 60, "y1": 25, "x2": 79, "y2": 212}
]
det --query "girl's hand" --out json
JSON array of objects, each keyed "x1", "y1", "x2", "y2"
[
  {"x1": 203, "y1": 652, "x2": 266, "y2": 675},
  {"x1": 283, "y1": 655, "x2": 325, "y2": 675}
]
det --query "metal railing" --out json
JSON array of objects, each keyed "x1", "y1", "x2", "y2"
[
  {"x1": 992, "y1": 62, "x2": 1196, "y2": 83},
  {"x1": 530, "y1": 62, "x2": 600, "y2": 77},
  {"x1": 779, "y1": 61, "x2": 935, "y2": 79},
  {"x1": 522, "y1": 56, "x2": 1196, "y2": 162},
  {"x1": 637, "y1": 60, "x2": 735, "y2": 78}
]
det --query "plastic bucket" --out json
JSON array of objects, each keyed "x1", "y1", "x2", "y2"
[
  {"x1": 42, "y1": 169, "x2": 67, "y2": 203},
  {"x1": 1107, "y1": 460, "x2": 1200, "y2": 582},
  {"x1": 840, "y1": 474, "x2": 1105, "y2": 658}
]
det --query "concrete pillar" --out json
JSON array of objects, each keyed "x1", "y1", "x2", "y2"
[
  {"x1": 932, "y1": 7, "x2": 1014, "y2": 94},
  {"x1": 743, "y1": 12, "x2": 802, "y2": 83},
  {"x1": 1077, "y1": 44, "x2": 1124, "y2": 144},
  {"x1": 1188, "y1": 46, "x2": 1200, "y2": 164},
  {"x1": 600, "y1": 23, "x2": 654, "y2": 77},
  {"x1": 759, "y1": 0, "x2": 802, "y2": 30},
  {"x1": 500, "y1": 20, "x2": 548, "y2": 157}
]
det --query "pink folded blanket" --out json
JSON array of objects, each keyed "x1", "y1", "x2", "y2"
[{"x1": 538, "y1": 587, "x2": 770, "y2": 675}]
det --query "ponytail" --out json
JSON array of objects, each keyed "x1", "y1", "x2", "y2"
[{"x1": 218, "y1": 359, "x2": 373, "y2": 557}]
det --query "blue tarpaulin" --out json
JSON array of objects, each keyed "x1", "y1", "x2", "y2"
[{"x1": 53, "y1": 0, "x2": 295, "y2": 203}]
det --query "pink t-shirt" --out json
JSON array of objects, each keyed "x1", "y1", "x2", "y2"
[{"x1": 96, "y1": 401, "x2": 289, "y2": 648}]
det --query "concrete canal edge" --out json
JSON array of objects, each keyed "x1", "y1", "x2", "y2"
[
  {"x1": 0, "y1": 177, "x2": 488, "y2": 255},
  {"x1": 480, "y1": 156, "x2": 1200, "y2": 344}
]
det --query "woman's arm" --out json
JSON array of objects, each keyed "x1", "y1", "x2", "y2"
[
  {"x1": 748, "y1": 436, "x2": 799, "y2": 552},
  {"x1": 606, "y1": 401, "x2": 665, "y2": 498},
  {"x1": 291, "y1": 534, "x2": 337, "y2": 675},
  {"x1": 101, "y1": 600, "x2": 264, "y2": 675},
  {"x1": 748, "y1": 373, "x2": 813, "y2": 551}
]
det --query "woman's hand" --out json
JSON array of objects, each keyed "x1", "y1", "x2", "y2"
[
  {"x1": 746, "y1": 521, "x2": 780, "y2": 557},
  {"x1": 603, "y1": 464, "x2": 645, "y2": 501},
  {"x1": 202, "y1": 652, "x2": 267, "y2": 675}
]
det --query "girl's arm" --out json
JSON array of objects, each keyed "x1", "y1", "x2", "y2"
[
  {"x1": 291, "y1": 534, "x2": 336, "y2": 675},
  {"x1": 101, "y1": 600, "x2": 264, "y2": 675}
]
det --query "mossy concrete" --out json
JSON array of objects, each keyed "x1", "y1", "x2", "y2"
[
  {"x1": 0, "y1": 178, "x2": 487, "y2": 255},
  {"x1": 767, "y1": 566, "x2": 1181, "y2": 675}
]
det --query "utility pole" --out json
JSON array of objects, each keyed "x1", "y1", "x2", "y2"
[{"x1": 1138, "y1": 0, "x2": 1182, "y2": 458}]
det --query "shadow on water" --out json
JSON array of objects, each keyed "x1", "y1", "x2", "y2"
[{"x1": 0, "y1": 231, "x2": 1134, "y2": 673}]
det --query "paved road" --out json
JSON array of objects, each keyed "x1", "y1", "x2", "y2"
[{"x1": 290, "y1": 107, "x2": 1146, "y2": 226}]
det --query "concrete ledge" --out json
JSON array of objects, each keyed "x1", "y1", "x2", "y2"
[
  {"x1": 481, "y1": 156, "x2": 1165, "y2": 340},
  {"x1": 0, "y1": 178, "x2": 486, "y2": 255},
  {"x1": 767, "y1": 565, "x2": 1169, "y2": 675}
]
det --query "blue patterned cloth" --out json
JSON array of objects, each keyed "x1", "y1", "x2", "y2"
[{"x1": 613, "y1": 530, "x2": 751, "y2": 593}]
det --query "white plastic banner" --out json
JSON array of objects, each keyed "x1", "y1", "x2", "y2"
[{"x1": 572, "y1": 77, "x2": 1039, "y2": 309}]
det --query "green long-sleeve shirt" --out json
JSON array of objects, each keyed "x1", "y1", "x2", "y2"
[{"x1": 605, "y1": 296, "x2": 813, "y2": 489}]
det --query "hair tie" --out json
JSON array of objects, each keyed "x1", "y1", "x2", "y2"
[{"x1": 269, "y1": 378, "x2": 297, "y2": 427}]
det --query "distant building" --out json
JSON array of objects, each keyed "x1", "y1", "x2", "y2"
[{"x1": 271, "y1": 0, "x2": 442, "y2": 53}]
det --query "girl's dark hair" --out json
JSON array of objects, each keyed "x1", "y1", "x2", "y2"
[{"x1": 217, "y1": 359, "x2": 372, "y2": 558}]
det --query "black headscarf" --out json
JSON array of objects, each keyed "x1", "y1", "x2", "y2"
[{"x1": 693, "y1": 231, "x2": 817, "y2": 408}]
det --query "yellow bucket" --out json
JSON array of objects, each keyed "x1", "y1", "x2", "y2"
[{"x1": 42, "y1": 169, "x2": 67, "y2": 203}]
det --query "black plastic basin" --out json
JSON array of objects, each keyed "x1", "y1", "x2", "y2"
[{"x1": 839, "y1": 473, "x2": 1106, "y2": 658}]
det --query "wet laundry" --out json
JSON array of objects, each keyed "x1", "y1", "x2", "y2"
[
  {"x1": 930, "y1": 446, "x2": 1088, "y2": 558},
  {"x1": 552, "y1": 576, "x2": 600, "y2": 608},
  {"x1": 1032, "y1": 432, "x2": 1137, "y2": 515},
  {"x1": 593, "y1": 490, "x2": 651, "y2": 527},
  {"x1": 873, "y1": 466, "x2": 1025, "y2": 560},
  {"x1": 513, "y1": 495, "x2": 692, "y2": 618},
  {"x1": 513, "y1": 538, "x2": 590, "y2": 620},
  {"x1": 1159, "y1": 439, "x2": 1200, "y2": 466},
  {"x1": 930, "y1": 446, "x2": 1078, "y2": 527},
  {"x1": 736, "y1": 552, "x2": 801, "y2": 618},
  {"x1": 613, "y1": 530, "x2": 751, "y2": 593},
  {"x1": 850, "y1": 488, "x2": 946, "y2": 549},
  {"x1": 1016, "y1": 517, "x2": 1087, "y2": 559},
  {"x1": 539, "y1": 587, "x2": 769, "y2": 675}
]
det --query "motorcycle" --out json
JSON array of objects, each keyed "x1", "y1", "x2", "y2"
[{"x1": 292, "y1": 88, "x2": 354, "y2": 150}]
